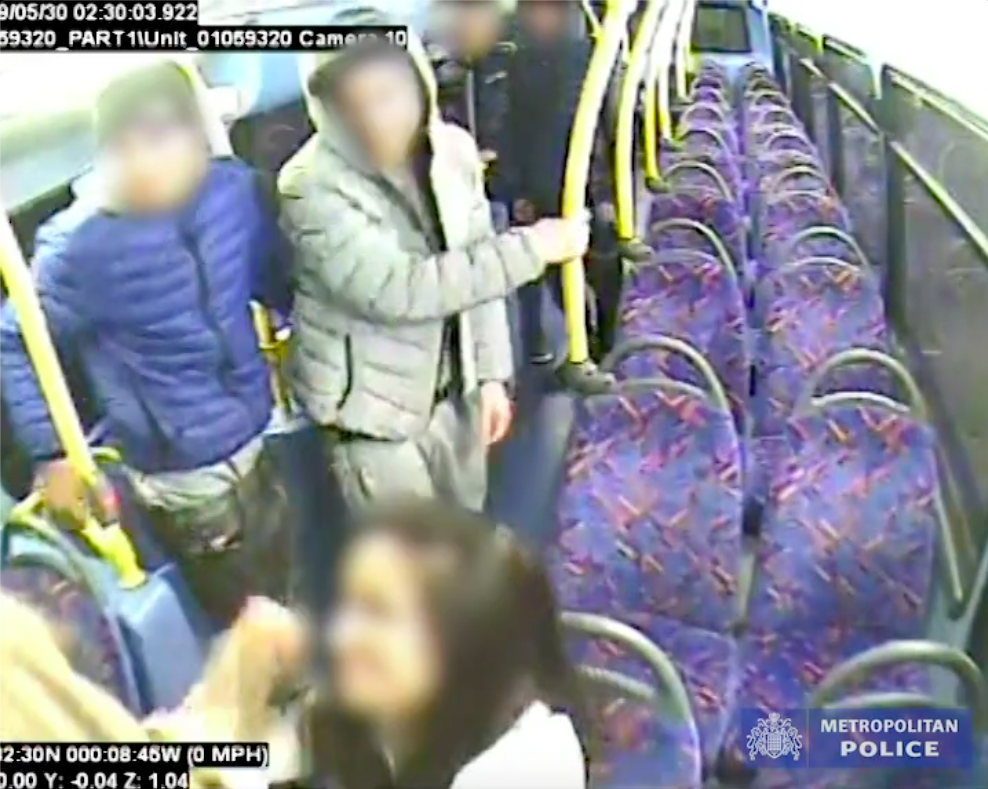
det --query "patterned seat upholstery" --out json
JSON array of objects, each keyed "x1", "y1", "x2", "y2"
[
  {"x1": 590, "y1": 695, "x2": 701, "y2": 789},
  {"x1": 620, "y1": 249, "x2": 748, "y2": 432},
  {"x1": 678, "y1": 127, "x2": 740, "y2": 171},
  {"x1": 749, "y1": 260, "x2": 889, "y2": 503},
  {"x1": 649, "y1": 192, "x2": 746, "y2": 278},
  {"x1": 761, "y1": 193, "x2": 852, "y2": 268},
  {"x1": 2, "y1": 563, "x2": 135, "y2": 707},
  {"x1": 725, "y1": 402, "x2": 940, "y2": 777},
  {"x1": 752, "y1": 260, "x2": 888, "y2": 438},
  {"x1": 662, "y1": 151, "x2": 744, "y2": 205},
  {"x1": 753, "y1": 128, "x2": 817, "y2": 158},
  {"x1": 691, "y1": 85, "x2": 730, "y2": 105},
  {"x1": 681, "y1": 118, "x2": 742, "y2": 154},
  {"x1": 751, "y1": 151, "x2": 821, "y2": 188},
  {"x1": 549, "y1": 379, "x2": 743, "y2": 759}
]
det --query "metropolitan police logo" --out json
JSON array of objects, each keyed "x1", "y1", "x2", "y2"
[{"x1": 747, "y1": 712, "x2": 803, "y2": 761}]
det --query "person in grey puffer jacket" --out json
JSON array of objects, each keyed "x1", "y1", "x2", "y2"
[{"x1": 278, "y1": 8, "x2": 589, "y2": 512}]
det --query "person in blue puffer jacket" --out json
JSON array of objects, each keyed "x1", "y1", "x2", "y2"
[
  {"x1": 0, "y1": 62, "x2": 293, "y2": 624},
  {"x1": 503, "y1": 0, "x2": 623, "y2": 366}
]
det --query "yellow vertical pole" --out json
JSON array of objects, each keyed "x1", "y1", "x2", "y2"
[
  {"x1": 614, "y1": 0, "x2": 668, "y2": 248},
  {"x1": 560, "y1": 0, "x2": 636, "y2": 366},
  {"x1": 0, "y1": 198, "x2": 144, "y2": 587},
  {"x1": 675, "y1": 0, "x2": 698, "y2": 101}
]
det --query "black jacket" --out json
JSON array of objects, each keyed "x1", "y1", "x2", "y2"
[
  {"x1": 433, "y1": 42, "x2": 515, "y2": 201},
  {"x1": 502, "y1": 36, "x2": 617, "y2": 216}
]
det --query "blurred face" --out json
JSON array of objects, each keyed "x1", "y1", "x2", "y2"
[
  {"x1": 101, "y1": 116, "x2": 208, "y2": 213},
  {"x1": 450, "y1": 4, "x2": 502, "y2": 58},
  {"x1": 334, "y1": 56, "x2": 424, "y2": 169},
  {"x1": 520, "y1": 1, "x2": 569, "y2": 42},
  {"x1": 326, "y1": 533, "x2": 443, "y2": 726}
]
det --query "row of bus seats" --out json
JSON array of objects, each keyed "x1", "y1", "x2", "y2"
[
  {"x1": 0, "y1": 0, "x2": 669, "y2": 749},
  {"x1": 547, "y1": 60, "x2": 988, "y2": 788}
]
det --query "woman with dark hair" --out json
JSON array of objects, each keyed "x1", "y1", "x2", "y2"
[{"x1": 268, "y1": 497, "x2": 592, "y2": 788}]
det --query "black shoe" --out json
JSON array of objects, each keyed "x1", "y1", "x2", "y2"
[{"x1": 529, "y1": 349, "x2": 555, "y2": 365}]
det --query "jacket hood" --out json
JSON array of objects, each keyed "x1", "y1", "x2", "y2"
[{"x1": 299, "y1": 5, "x2": 439, "y2": 163}]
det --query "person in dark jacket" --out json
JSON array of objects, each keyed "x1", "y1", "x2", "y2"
[
  {"x1": 504, "y1": 0, "x2": 623, "y2": 366},
  {"x1": 429, "y1": 0, "x2": 516, "y2": 227},
  {"x1": 0, "y1": 63, "x2": 293, "y2": 624}
]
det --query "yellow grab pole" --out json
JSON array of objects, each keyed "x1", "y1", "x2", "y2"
[
  {"x1": 675, "y1": 0, "x2": 698, "y2": 101},
  {"x1": 614, "y1": 0, "x2": 668, "y2": 244},
  {"x1": 0, "y1": 202, "x2": 145, "y2": 588},
  {"x1": 579, "y1": 0, "x2": 603, "y2": 40},
  {"x1": 642, "y1": 41, "x2": 662, "y2": 185},
  {"x1": 658, "y1": 0, "x2": 690, "y2": 140},
  {"x1": 561, "y1": 0, "x2": 635, "y2": 365},
  {"x1": 251, "y1": 302, "x2": 291, "y2": 413}
]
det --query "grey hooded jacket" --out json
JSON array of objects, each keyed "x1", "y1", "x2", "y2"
[{"x1": 279, "y1": 10, "x2": 547, "y2": 441}]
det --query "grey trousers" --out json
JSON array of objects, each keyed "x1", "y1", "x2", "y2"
[{"x1": 324, "y1": 394, "x2": 487, "y2": 514}]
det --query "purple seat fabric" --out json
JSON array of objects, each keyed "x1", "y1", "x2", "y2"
[
  {"x1": 576, "y1": 618, "x2": 739, "y2": 770},
  {"x1": 666, "y1": 162, "x2": 735, "y2": 198},
  {"x1": 745, "y1": 107, "x2": 797, "y2": 131},
  {"x1": 752, "y1": 260, "x2": 887, "y2": 438},
  {"x1": 662, "y1": 151, "x2": 744, "y2": 205},
  {"x1": 2, "y1": 563, "x2": 133, "y2": 706},
  {"x1": 754, "y1": 129, "x2": 817, "y2": 158},
  {"x1": 649, "y1": 191, "x2": 746, "y2": 277},
  {"x1": 619, "y1": 249, "x2": 748, "y2": 432},
  {"x1": 551, "y1": 389, "x2": 742, "y2": 632},
  {"x1": 680, "y1": 102, "x2": 731, "y2": 127},
  {"x1": 779, "y1": 229, "x2": 870, "y2": 268},
  {"x1": 590, "y1": 694, "x2": 701, "y2": 789},
  {"x1": 549, "y1": 386, "x2": 743, "y2": 760},
  {"x1": 678, "y1": 127, "x2": 740, "y2": 170},
  {"x1": 751, "y1": 151, "x2": 821, "y2": 188},
  {"x1": 691, "y1": 85, "x2": 730, "y2": 105},
  {"x1": 761, "y1": 193, "x2": 852, "y2": 268},
  {"x1": 724, "y1": 403, "x2": 939, "y2": 776}
]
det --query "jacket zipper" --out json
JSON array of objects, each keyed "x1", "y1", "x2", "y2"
[
  {"x1": 180, "y1": 227, "x2": 240, "y2": 400},
  {"x1": 127, "y1": 366, "x2": 175, "y2": 464}
]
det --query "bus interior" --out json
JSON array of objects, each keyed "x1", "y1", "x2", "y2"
[{"x1": 1, "y1": 0, "x2": 986, "y2": 786}]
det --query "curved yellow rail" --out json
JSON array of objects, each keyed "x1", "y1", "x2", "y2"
[
  {"x1": 0, "y1": 203, "x2": 145, "y2": 588},
  {"x1": 675, "y1": 0, "x2": 698, "y2": 102},
  {"x1": 561, "y1": 0, "x2": 636, "y2": 364},
  {"x1": 657, "y1": 0, "x2": 691, "y2": 140},
  {"x1": 641, "y1": 0, "x2": 690, "y2": 183},
  {"x1": 614, "y1": 0, "x2": 668, "y2": 243}
]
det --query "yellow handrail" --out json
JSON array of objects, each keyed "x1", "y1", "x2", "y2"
[
  {"x1": 251, "y1": 301, "x2": 291, "y2": 413},
  {"x1": 560, "y1": 0, "x2": 636, "y2": 364},
  {"x1": 642, "y1": 0, "x2": 689, "y2": 178},
  {"x1": 0, "y1": 202, "x2": 145, "y2": 588},
  {"x1": 579, "y1": 0, "x2": 603, "y2": 40},
  {"x1": 614, "y1": 0, "x2": 668, "y2": 243},
  {"x1": 674, "y1": 0, "x2": 698, "y2": 101},
  {"x1": 642, "y1": 43, "x2": 662, "y2": 185},
  {"x1": 658, "y1": 0, "x2": 690, "y2": 140}
]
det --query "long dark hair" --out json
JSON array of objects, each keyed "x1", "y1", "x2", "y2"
[{"x1": 308, "y1": 497, "x2": 591, "y2": 789}]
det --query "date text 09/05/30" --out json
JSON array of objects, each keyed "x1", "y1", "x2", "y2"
[{"x1": 0, "y1": 24, "x2": 410, "y2": 52}]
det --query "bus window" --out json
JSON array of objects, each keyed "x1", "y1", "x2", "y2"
[{"x1": 692, "y1": 2, "x2": 751, "y2": 54}]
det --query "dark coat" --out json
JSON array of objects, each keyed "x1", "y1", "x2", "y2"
[
  {"x1": 502, "y1": 36, "x2": 616, "y2": 217},
  {"x1": 434, "y1": 42, "x2": 515, "y2": 202}
]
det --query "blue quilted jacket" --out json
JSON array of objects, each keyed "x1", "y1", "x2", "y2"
[{"x1": 0, "y1": 158, "x2": 292, "y2": 474}]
